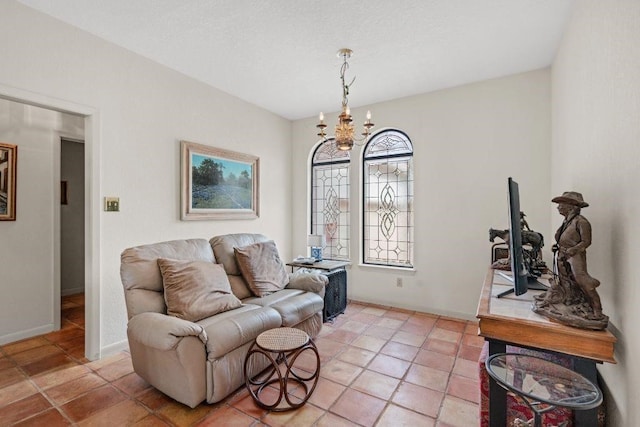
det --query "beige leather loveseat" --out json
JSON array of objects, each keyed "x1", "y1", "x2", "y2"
[{"x1": 120, "y1": 233, "x2": 326, "y2": 408}]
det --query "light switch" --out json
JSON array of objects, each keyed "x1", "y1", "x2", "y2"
[{"x1": 104, "y1": 197, "x2": 120, "y2": 212}]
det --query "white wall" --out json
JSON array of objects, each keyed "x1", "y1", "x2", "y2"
[
  {"x1": 551, "y1": 1, "x2": 640, "y2": 425},
  {"x1": 0, "y1": 2, "x2": 292, "y2": 353},
  {"x1": 292, "y1": 69, "x2": 552, "y2": 319}
]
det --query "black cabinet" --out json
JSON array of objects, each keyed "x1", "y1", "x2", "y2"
[
  {"x1": 286, "y1": 260, "x2": 349, "y2": 323},
  {"x1": 323, "y1": 269, "x2": 347, "y2": 322}
]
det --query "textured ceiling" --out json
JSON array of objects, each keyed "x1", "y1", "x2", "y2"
[{"x1": 17, "y1": 0, "x2": 574, "y2": 120}]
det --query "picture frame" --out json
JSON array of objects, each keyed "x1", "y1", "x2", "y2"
[
  {"x1": 181, "y1": 140, "x2": 259, "y2": 220},
  {"x1": 0, "y1": 142, "x2": 17, "y2": 221}
]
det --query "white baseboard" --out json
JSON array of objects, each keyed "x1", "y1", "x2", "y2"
[
  {"x1": 99, "y1": 339, "x2": 129, "y2": 359},
  {"x1": 348, "y1": 298, "x2": 476, "y2": 321},
  {"x1": 0, "y1": 324, "x2": 55, "y2": 346}
]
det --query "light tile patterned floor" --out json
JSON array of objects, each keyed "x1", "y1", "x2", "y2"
[{"x1": 0, "y1": 295, "x2": 482, "y2": 426}]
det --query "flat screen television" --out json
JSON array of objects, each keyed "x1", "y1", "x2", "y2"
[{"x1": 496, "y1": 177, "x2": 548, "y2": 298}]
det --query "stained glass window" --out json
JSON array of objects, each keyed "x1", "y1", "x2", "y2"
[
  {"x1": 311, "y1": 138, "x2": 350, "y2": 260},
  {"x1": 363, "y1": 130, "x2": 414, "y2": 267}
]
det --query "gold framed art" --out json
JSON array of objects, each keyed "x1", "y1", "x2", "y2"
[
  {"x1": 0, "y1": 142, "x2": 17, "y2": 221},
  {"x1": 181, "y1": 140, "x2": 259, "y2": 220}
]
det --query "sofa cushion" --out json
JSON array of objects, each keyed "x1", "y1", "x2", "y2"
[
  {"x1": 243, "y1": 288, "x2": 304, "y2": 305},
  {"x1": 244, "y1": 289, "x2": 324, "y2": 327},
  {"x1": 158, "y1": 258, "x2": 242, "y2": 322},
  {"x1": 228, "y1": 275, "x2": 252, "y2": 300},
  {"x1": 234, "y1": 240, "x2": 289, "y2": 297},
  {"x1": 120, "y1": 238, "x2": 216, "y2": 319},
  {"x1": 209, "y1": 233, "x2": 269, "y2": 276},
  {"x1": 197, "y1": 305, "x2": 282, "y2": 359}
]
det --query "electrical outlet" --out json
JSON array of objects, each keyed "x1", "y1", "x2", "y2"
[{"x1": 396, "y1": 277, "x2": 403, "y2": 288}]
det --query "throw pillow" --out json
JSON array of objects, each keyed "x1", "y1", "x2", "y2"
[
  {"x1": 234, "y1": 240, "x2": 289, "y2": 297},
  {"x1": 157, "y1": 258, "x2": 242, "y2": 322}
]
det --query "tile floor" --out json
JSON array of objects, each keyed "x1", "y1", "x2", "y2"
[{"x1": 0, "y1": 295, "x2": 483, "y2": 426}]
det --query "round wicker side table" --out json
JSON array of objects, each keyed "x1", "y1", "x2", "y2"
[{"x1": 244, "y1": 327, "x2": 320, "y2": 411}]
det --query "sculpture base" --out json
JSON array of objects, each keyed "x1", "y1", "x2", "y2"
[{"x1": 532, "y1": 296, "x2": 609, "y2": 330}]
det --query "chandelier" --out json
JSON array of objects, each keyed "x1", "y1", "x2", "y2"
[{"x1": 316, "y1": 48, "x2": 374, "y2": 151}]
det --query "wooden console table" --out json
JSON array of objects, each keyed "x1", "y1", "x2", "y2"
[{"x1": 476, "y1": 269, "x2": 616, "y2": 427}]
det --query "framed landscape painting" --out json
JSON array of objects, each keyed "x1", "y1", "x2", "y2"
[
  {"x1": 181, "y1": 140, "x2": 259, "y2": 220},
  {"x1": 0, "y1": 142, "x2": 17, "y2": 221}
]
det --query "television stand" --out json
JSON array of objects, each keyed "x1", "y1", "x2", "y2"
[{"x1": 495, "y1": 271, "x2": 549, "y2": 298}]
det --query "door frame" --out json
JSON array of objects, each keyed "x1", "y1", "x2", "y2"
[{"x1": 0, "y1": 83, "x2": 101, "y2": 360}]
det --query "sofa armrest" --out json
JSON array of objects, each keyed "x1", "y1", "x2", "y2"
[
  {"x1": 127, "y1": 312, "x2": 208, "y2": 407},
  {"x1": 128, "y1": 312, "x2": 208, "y2": 351},
  {"x1": 287, "y1": 269, "x2": 328, "y2": 294}
]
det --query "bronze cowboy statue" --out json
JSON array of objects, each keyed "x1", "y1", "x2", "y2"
[{"x1": 533, "y1": 191, "x2": 609, "y2": 330}]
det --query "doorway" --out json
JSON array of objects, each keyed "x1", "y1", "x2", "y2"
[
  {"x1": 60, "y1": 138, "x2": 85, "y2": 297},
  {"x1": 60, "y1": 139, "x2": 85, "y2": 351},
  {"x1": 0, "y1": 83, "x2": 100, "y2": 360}
]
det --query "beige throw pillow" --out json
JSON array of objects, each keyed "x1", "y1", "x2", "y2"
[
  {"x1": 157, "y1": 258, "x2": 242, "y2": 322},
  {"x1": 234, "y1": 240, "x2": 289, "y2": 297}
]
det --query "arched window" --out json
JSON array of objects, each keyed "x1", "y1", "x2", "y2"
[
  {"x1": 310, "y1": 138, "x2": 350, "y2": 260},
  {"x1": 362, "y1": 129, "x2": 414, "y2": 267}
]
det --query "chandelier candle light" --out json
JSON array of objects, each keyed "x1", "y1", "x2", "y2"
[{"x1": 316, "y1": 48, "x2": 374, "y2": 151}]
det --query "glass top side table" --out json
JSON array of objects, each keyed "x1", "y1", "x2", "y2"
[{"x1": 485, "y1": 353, "x2": 602, "y2": 427}]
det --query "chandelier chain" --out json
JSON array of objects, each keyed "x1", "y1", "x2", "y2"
[{"x1": 340, "y1": 55, "x2": 355, "y2": 108}]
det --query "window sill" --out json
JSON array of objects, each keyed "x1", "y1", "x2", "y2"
[{"x1": 356, "y1": 263, "x2": 416, "y2": 273}]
